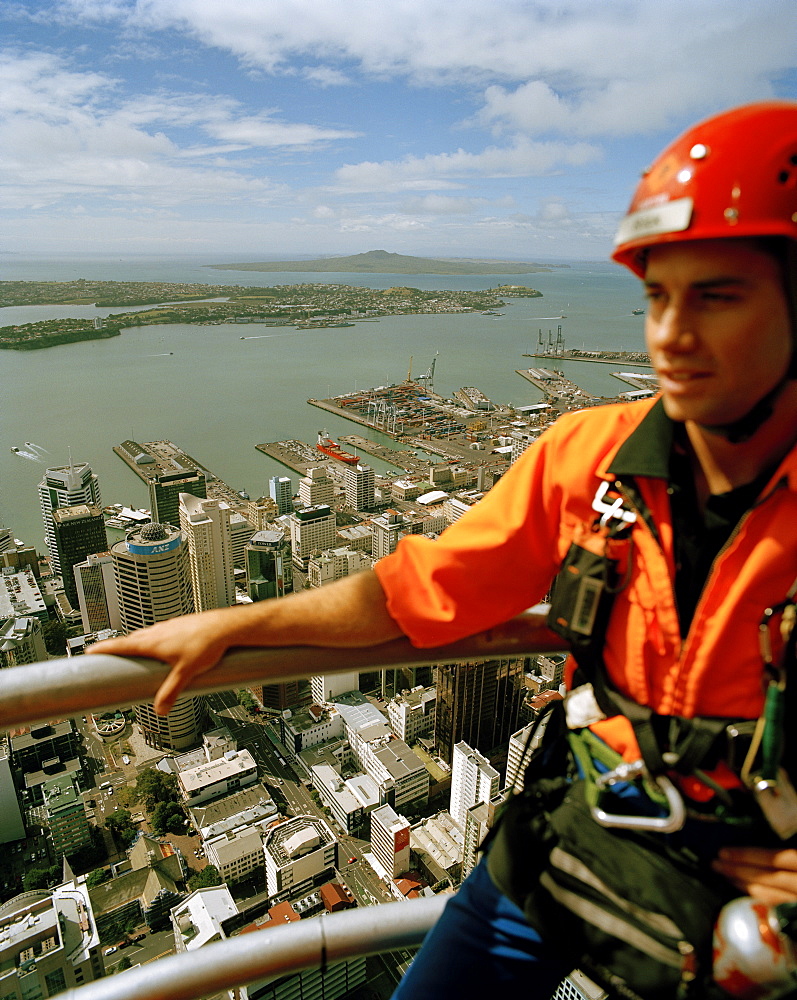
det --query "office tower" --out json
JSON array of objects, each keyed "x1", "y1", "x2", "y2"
[
  {"x1": 51, "y1": 504, "x2": 107, "y2": 608},
  {"x1": 0, "y1": 517, "x2": 12, "y2": 555},
  {"x1": 297, "y1": 468, "x2": 333, "y2": 508},
  {"x1": 371, "y1": 509, "x2": 404, "y2": 559},
  {"x1": 0, "y1": 616, "x2": 47, "y2": 668},
  {"x1": 74, "y1": 552, "x2": 122, "y2": 633},
  {"x1": 111, "y1": 522, "x2": 204, "y2": 750},
  {"x1": 462, "y1": 794, "x2": 504, "y2": 879},
  {"x1": 289, "y1": 504, "x2": 336, "y2": 570},
  {"x1": 245, "y1": 529, "x2": 292, "y2": 601},
  {"x1": 434, "y1": 657, "x2": 527, "y2": 765},
  {"x1": 229, "y1": 511, "x2": 256, "y2": 569},
  {"x1": 269, "y1": 475, "x2": 294, "y2": 515},
  {"x1": 38, "y1": 463, "x2": 102, "y2": 574},
  {"x1": 0, "y1": 877, "x2": 103, "y2": 994},
  {"x1": 370, "y1": 804, "x2": 411, "y2": 878},
  {"x1": 450, "y1": 741, "x2": 500, "y2": 830},
  {"x1": 344, "y1": 463, "x2": 375, "y2": 510},
  {"x1": 43, "y1": 774, "x2": 92, "y2": 856},
  {"x1": 149, "y1": 469, "x2": 206, "y2": 528},
  {"x1": 309, "y1": 671, "x2": 360, "y2": 704},
  {"x1": 179, "y1": 494, "x2": 235, "y2": 612},
  {"x1": 245, "y1": 496, "x2": 280, "y2": 530}
]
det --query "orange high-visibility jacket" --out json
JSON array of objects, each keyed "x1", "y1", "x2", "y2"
[{"x1": 375, "y1": 397, "x2": 797, "y2": 763}]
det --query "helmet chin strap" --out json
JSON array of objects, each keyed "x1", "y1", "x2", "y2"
[{"x1": 699, "y1": 373, "x2": 791, "y2": 444}]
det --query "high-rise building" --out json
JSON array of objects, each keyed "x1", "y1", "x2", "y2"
[
  {"x1": 0, "y1": 517, "x2": 12, "y2": 555},
  {"x1": 289, "y1": 504, "x2": 336, "y2": 570},
  {"x1": 0, "y1": 616, "x2": 47, "y2": 668},
  {"x1": 42, "y1": 774, "x2": 92, "y2": 856},
  {"x1": 0, "y1": 875, "x2": 103, "y2": 995},
  {"x1": 149, "y1": 469, "x2": 206, "y2": 528},
  {"x1": 38, "y1": 463, "x2": 102, "y2": 574},
  {"x1": 179, "y1": 494, "x2": 235, "y2": 612},
  {"x1": 297, "y1": 468, "x2": 334, "y2": 508},
  {"x1": 269, "y1": 475, "x2": 294, "y2": 515},
  {"x1": 74, "y1": 552, "x2": 122, "y2": 633},
  {"x1": 51, "y1": 504, "x2": 107, "y2": 607},
  {"x1": 434, "y1": 657, "x2": 527, "y2": 765},
  {"x1": 371, "y1": 509, "x2": 405, "y2": 559},
  {"x1": 370, "y1": 803, "x2": 411, "y2": 878},
  {"x1": 310, "y1": 671, "x2": 360, "y2": 704},
  {"x1": 450, "y1": 741, "x2": 500, "y2": 830},
  {"x1": 229, "y1": 511, "x2": 256, "y2": 569},
  {"x1": 245, "y1": 529, "x2": 293, "y2": 601},
  {"x1": 344, "y1": 463, "x2": 375, "y2": 510},
  {"x1": 111, "y1": 522, "x2": 205, "y2": 751}
]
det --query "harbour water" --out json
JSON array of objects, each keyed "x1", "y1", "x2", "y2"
[{"x1": 0, "y1": 255, "x2": 647, "y2": 549}]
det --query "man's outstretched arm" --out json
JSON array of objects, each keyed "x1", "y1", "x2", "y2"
[{"x1": 90, "y1": 569, "x2": 403, "y2": 716}]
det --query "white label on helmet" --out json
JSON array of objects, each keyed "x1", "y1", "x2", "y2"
[{"x1": 614, "y1": 196, "x2": 694, "y2": 246}]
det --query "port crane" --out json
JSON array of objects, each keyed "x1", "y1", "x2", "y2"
[{"x1": 416, "y1": 352, "x2": 438, "y2": 392}]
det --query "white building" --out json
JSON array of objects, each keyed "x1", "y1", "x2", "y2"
[
  {"x1": 307, "y1": 544, "x2": 370, "y2": 588},
  {"x1": 370, "y1": 803, "x2": 411, "y2": 878},
  {"x1": 289, "y1": 504, "x2": 336, "y2": 569},
  {"x1": 73, "y1": 552, "x2": 122, "y2": 633},
  {"x1": 0, "y1": 567, "x2": 48, "y2": 623},
  {"x1": 297, "y1": 467, "x2": 334, "y2": 508},
  {"x1": 177, "y1": 749, "x2": 259, "y2": 806},
  {"x1": 281, "y1": 703, "x2": 345, "y2": 755},
  {"x1": 179, "y1": 494, "x2": 236, "y2": 611},
  {"x1": 387, "y1": 686, "x2": 436, "y2": 743},
  {"x1": 309, "y1": 672, "x2": 360, "y2": 706},
  {"x1": 202, "y1": 803, "x2": 279, "y2": 884},
  {"x1": 344, "y1": 463, "x2": 375, "y2": 510},
  {"x1": 0, "y1": 615, "x2": 47, "y2": 668},
  {"x1": 38, "y1": 463, "x2": 102, "y2": 574},
  {"x1": 172, "y1": 885, "x2": 238, "y2": 953},
  {"x1": 263, "y1": 815, "x2": 338, "y2": 897},
  {"x1": 450, "y1": 741, "x2": 500, "y2": 831},
  {"x1": 0, "y1": 876, "x2": 102, "y2": 996}
]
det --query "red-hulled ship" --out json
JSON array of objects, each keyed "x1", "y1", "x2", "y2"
[{"x1": 316, "y1": 431, "x2": 359, "y2": 464}]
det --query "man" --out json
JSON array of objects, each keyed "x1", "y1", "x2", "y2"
[{"x1": 94, "y1": 102, "x2": 797, "y2": 996}]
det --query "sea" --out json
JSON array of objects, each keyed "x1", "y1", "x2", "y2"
[{"x1": 0, "y1": 253, "x2": 648, "y2": 549}]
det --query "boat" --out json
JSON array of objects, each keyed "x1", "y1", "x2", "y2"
[
  {"x1": 11, "y1": 447, "x2": 19, "y2": 454},
  {"x1": 632, "y1": 308, "x2": 644, "y2": 315},
  {"x1": 316, "y1": 431, "x2": 358, "y2": 464}
]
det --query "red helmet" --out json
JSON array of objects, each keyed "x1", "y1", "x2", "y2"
[{"x1": 612, "y1": 101, "x2": 797, "y2": 276}]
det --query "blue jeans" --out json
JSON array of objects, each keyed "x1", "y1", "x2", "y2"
[{"x1": 390, "y1": 859, "x2": 570, "y2": 999}]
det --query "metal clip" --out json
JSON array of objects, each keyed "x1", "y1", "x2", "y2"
[
  {"x1": 590, "y1": 758, "x2": 686, "y2": 833},
  {"x1": 591, "y1": 481, "x2": 637, "y2": 528}
]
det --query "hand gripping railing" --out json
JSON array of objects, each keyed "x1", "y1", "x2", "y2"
[
  {"x1": 0, "y1": 611, "x2": 565, "y2": 1000},
  {"x1": 0, "y1": 610, "x2": 565, "y2": 729}
]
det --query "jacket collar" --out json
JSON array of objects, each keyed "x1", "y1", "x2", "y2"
[{"x1": 606, "y1": 398, "x2": 673, "y2": 479}]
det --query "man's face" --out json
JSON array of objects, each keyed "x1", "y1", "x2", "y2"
[{"x1": 643, "y1": 239, "x2": 791, "y2": 428}]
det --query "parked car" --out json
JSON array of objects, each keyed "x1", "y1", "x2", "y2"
[
  {"x1": 131, "y1": 933, "x2": 146, "y2": 942},
  {"x1": 104, "y1": 947, "x2": 117, "y2": 956}
]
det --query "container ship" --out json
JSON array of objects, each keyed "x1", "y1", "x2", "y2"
[{"x1": 316, "y1": 431, "x2": 358, "y2": 464}]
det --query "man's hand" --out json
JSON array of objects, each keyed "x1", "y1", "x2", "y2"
[
  {"x1": 712, "y1": 847, "x2": 797, "y2": 905},
  {"x1": 90, "y1": 608, "x2": 237, "y2": 716}
]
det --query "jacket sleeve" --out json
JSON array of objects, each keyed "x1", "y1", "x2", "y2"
[{"x1": 373, "y1": 421, "x2": 570, "y2": 648}]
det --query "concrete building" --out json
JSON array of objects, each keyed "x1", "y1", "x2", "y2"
[
  {"x1": 268, "y1": 475, "x2": 294, "y2": 515},
  {"x1": 245, "y1": 529, "x2": 293, "y2": 601},
  {"x1": 111, "y1": 522, "x2": 204, "y2": 751},
  {"x1": 387, "y1": 686, "x2": 436, "y2": 744},
  {"x1": 176, "y1": 749, "x2": 258, "y2": 806},
  {"x1": 289, "y1": 504, "x2": 336, "y2": 570},
  {"x1": 344, "y1": 463, "x2": 375, "y2": 510},
  {"x1": 410, "y1": 811, "x2": 463, "y2": 885},
  {"x1": 172, "y1": 884, "x2": 239, "y2": 953},
  {"x1": 462, "y1": 793, "x2": 504, "y2": 879},
  {"x1": 179, "y1": 494, "x2": 235, "y2": 612},
  {"x1": 297, "y1": 467, "x2": 334, "y2": 508},
  {"x1": 0, "y1": 748, "x2": 26, "y2": 844},
  {"x1": 0, "y1": 615, "x2": 47, "y2": 668},
  {"x1": 263, "y1": 815, "x2": 338, "y2": 898},
  {"x1": 149, "y1": 469, "x2": 206, "y2": 528},
  {"x1": 42, "y1": 774, "x2": 92, "y2": 857},
  {"x1": 229, "y1": 512, "x2": 256, "y2": 569},
  {"x1": 0, "y1": 878, "x2": 103, "y2": 997},
  {"x1": 0, "y1": 566, "x2": 48, "y2": 624},
  {"x1": 307, "y1": 544, "x2": 370, "y2": 588},
  {"x1": 370, "y1": 509, "x2": 405, "y2": 560},
  {"x1": 51, "y1": 504, "x2": 107, "y2": 608},
  {"x1": 38, "y1": 463, "x2": 102, "y2": 575},
  {"x1": 511, "y1": 427, "x2": 540, "y2": 463},
  {"x1": 309, "y1": 671, "x2": 360, "y2": 706},
  {"x1": 245, "y1": 496, "x2": 280, "y2": 530},
  {"x1": 1, "y1": 543, "x2": 39, "y2": 578},
  {"x1": 335, "y1": 522, "x2": 373, "y2": 553},
  {"x1": 450, "y1": 741, "x2": 500, "y2": 831},
  {"x1": 198, "y1": 798, "x2": 279, "y2": 884},
  {"x1": 281, "y1": 704, "x2": 345, "y2": 756},
  {"x1": 73, "y1": 552, "x2": 122, "y2": 634},
  {"x1": 370, "y1": 803, "x2": 411, "y2": 878}
]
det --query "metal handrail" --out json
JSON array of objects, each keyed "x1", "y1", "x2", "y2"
[
  {"x1": 57, "y1": 895, "x2": 448, "y2": 1000},
  {"x1": 0, "y1": 610, "x2": 565, "y2": 728}
]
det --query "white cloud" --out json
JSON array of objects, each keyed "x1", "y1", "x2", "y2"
[{"x1": 334, "y1": 138, "x2": 600, "y2": 192}]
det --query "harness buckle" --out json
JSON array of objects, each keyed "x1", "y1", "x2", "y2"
[
  {"x1": 590, "y1": 757, "x2": 687, "y2": 833},
  {"x1": 591, "y1": 481, "x2": 637, "y2": 528}
]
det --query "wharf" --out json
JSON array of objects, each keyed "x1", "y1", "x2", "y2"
[
  {"x1": 336, "y1": 435, "x2": 428, "y2": 475},
  {"x1": 113, "y1": 440, "x2": 249, "y2": 507},
  {"x1": 524, "y1": 349, "x2": 652, "y2": 367},
  {"x1": 516, "y1": 367, "x2": 600, "y2": 404},
  {"x1": 255, "y1": 440, "x2": 337, "y2": 477}
]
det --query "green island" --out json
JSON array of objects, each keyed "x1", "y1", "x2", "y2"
[{"x1": 0, "y1": 280, "x2": 538, "y2": 350}]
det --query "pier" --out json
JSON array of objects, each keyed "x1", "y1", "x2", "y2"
[
  {"x1": 523, "y1": 349, "x2": 652, "y2": 367},
  {"x1": 113, "y1": 440, "x2": 249, "y2": 507}
]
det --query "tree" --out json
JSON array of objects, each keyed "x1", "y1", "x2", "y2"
[
  {"x1": 237, "y1": 689, "x2": 256, "y2": 712},
  {"x1": 106, "y1": 808, "x2": 137, "y2": 847},
  {"x1": 152, "y1": 801, "x2": 186, "y2": 836},
  {"x1": 23, "y1": 866, "x2": 57, "y2": 892},
  {"x1": 86, "y1": 868, "x2": 111, "y2": 888},
  {"x1": 187, "y1": 865, "x2": 222, "y2": 892},
  {"x1": 135, "y1": 768, "x2": 179, "y2": 811}
]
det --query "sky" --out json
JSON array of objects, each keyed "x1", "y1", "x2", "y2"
[{"x1": 1, "y1": 0, "x2": 796, "y2": 262}]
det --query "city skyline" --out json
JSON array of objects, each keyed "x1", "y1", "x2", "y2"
[{"x1": 2, "y1": 0, "x2": 796, "y2": 260}]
